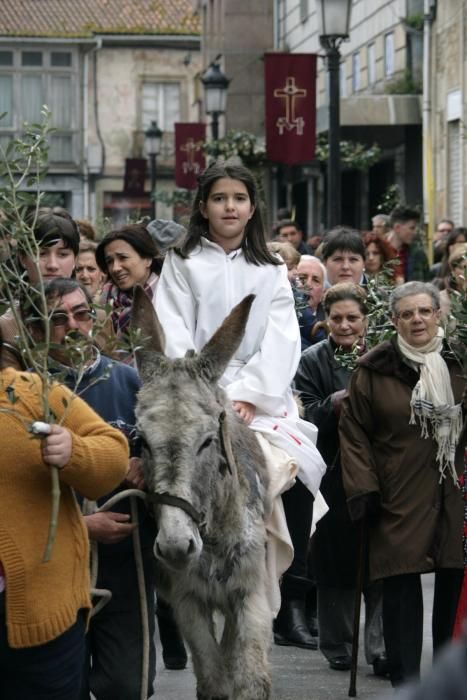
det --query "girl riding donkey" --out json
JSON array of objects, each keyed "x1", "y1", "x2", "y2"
[{"x1": 155, "y1": 161, "x2": 327, "y2": 636}]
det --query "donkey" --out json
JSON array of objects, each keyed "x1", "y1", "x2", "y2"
[{"x1": 131, "y1": 287, "x2": 272, "y2": 700}]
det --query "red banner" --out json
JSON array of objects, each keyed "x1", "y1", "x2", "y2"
[
  {"x1": 264, "y1": 53, "x2": 317, "y2": 165},
  {"x1": 175, "y1": 123, "x2": 206, "y2": 189},
  {"x1": 123, "y1": 158, "x2": 147, "y2": 196}
]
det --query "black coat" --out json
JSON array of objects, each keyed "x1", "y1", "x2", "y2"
[{"x1": 295, "y1": 338, "x2": 358, "y2": 587}]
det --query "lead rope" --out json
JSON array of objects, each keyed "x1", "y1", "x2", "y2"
[{"x1": 83, "y1": 489, "x2": 150, "y2": 700}]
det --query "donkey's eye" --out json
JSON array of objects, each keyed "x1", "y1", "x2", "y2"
[{"x1": 197, "y1": 436, "x2": 214, "y2": 454}]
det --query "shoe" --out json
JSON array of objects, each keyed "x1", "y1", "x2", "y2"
[
  {"x1": 273, "y1": 599, "x2": 319, "y2": 650},
  {"x1": 162, "y1": 643, "x2": 188, "y2": 671},
  {"x1": 372, "y1": 656, "x2": 390, "y2": 678},
  {"x1": 157, "y1": 600, "x2": 188, "y2": 670},
  {"x1": 329, "y1": 655, "x2": 352, "y2": 671}
]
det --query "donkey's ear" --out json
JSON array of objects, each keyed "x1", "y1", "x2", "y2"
[
  {"x1": 197, "y1": 294, "x2": 255, "y2": 384},
  {"x1": 131, "y1": 285, "x2": 166, "y2": 376}
]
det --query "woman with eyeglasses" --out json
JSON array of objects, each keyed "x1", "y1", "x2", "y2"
[
  {"x1": 295, "y1": 283, "x2": 387, "y2": 676},
  {"x1": 339, "y1": 281, "x2": 466, "y2": 688}
]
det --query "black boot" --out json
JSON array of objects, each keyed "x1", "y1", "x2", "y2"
[
  {"x1": 274, "y1": 598, "x2": 318, "y2": 649},
  {"x1": 156, "y1": 598, "x2": 188, "y2": 670}
]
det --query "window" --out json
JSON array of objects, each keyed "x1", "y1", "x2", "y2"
[
  {"x1": 352, "y1": 52, "x2": 360, "y2": 92},
  {"x1": 367, "y1": 43, "x2": 376, "y2": 86},
  {"x1": 385, "y1": 32, "x2": 395, "y2": 77},
  {"x1": 0, "y1": 47, "x2": 77, "y2": 164},
  {"x1": 22, "y1": 51, "x2": 42, "y2": 67},
  {"x1": 448, "y1": 120, "x2": 461, "y2": 224},
  {"x1": 0, "y1": 76, "x2": 13, "y2": 127},
  {"x1": 340, "y1": 62, "x2": 346, "y2": 98},
  {"x1": 0, "y1": 51, "x2": 13, "y2": 66},
  {"x1": 51, "y1": 52, "x2": 72, "y2": 67},
  {"x1": 142, "y1": 82, "x2": 181, "y2": 132}
]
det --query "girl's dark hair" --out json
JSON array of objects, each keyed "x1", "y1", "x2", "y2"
[
  {"x1": 179, "y1": 161, "x2": 280, "y2": 266},
  {"x1": 323, "y1": 282, "x2": 368, "y2": 316},
  {"x1": 95, "y1": 224, "x2": 162, "y2": 276}
]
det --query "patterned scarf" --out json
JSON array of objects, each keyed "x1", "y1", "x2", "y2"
[
  {"x1": 397, "y1": 327, "x2": 463, "y2": 483},
  {"x1": 100, "y1": 272, "x2": 159, "y2": 335}
]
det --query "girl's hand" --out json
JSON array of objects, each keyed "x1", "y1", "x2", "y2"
[
  {"x1": 41, "y1": 424, "x2": 73, "y2": 469},
  {"x1": 125, "y1": 456, "x2": 146, "y2": 490},
  {"x1": 232, "y1": 401, "x2": 256, "y2": 425}
]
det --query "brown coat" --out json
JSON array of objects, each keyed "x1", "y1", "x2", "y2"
[{"x1": 339, "y1": 336, "x2": 466, "y2": 582}]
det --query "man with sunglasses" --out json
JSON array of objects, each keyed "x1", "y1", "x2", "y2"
[{"x1": 23, "y1": 277, "x2": 157, "y2": 700}]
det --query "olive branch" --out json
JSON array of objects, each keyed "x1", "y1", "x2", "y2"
[{"x1": 0, "y1": 108, "x2": 128, "y2": 561}]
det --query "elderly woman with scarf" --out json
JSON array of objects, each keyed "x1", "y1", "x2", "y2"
[{"x1": 339, "y1": 281, "x2": 466, "y2": 688}]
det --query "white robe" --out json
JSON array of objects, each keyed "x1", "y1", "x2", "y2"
[{"x1": 155, "y1": 238, "x2": 326, "y2": 497}]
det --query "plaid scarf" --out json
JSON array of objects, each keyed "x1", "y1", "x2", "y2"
[
  {"x1": 397, "y1": 327, "x2": 463, "y2": 483},
  {"x1": 100, "y1": 272, "x2": 159, "y2": 335}
]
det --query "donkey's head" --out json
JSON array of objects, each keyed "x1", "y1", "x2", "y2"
[{"x1": 131, "y1": 286, "x2": 255, "y2": 571}]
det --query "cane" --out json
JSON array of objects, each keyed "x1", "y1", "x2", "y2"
[{"x1": 348, "y1": 517, "x2": 367, "y2": 697}]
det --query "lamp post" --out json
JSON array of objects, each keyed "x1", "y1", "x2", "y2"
[
  {"x1": 201, "y1": 60, "x2": 230, "y2": 141},
  {"x1": 316, "y1": 0, "x2": 352, "y2": 228},
  {"x1": 144, "y1": 120, "x2": 163, "y2": 219}
]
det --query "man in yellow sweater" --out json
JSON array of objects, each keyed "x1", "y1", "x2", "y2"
[{"x1": 0, "y1": 363, "x2": 129, "y2": 700}]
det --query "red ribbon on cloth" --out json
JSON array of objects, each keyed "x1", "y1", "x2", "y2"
[
  {"x1": 264, "y1": 53, "x2": 317, "y2": 165},
  {"x1": 175, "y1": 123, "x2": 206, "y2": 189}
]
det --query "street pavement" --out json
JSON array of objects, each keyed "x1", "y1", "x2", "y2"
[{"x1": 153, "y1": 574, "x2": 436, "y2": 700}]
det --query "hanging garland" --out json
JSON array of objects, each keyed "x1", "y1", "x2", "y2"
[{"x1": 315, "y1": 135, "x2": 381, "y2": 171}]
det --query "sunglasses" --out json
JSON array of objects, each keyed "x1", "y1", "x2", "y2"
[{"x1": 50, "y1": 308, "x2": 95, "y2": 327}]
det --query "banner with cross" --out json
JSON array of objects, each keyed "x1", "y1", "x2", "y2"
[
  {"x1": 175, "y1": 123, "x2": 206, "y2": 189},
  {"x1": 264, "y1": 53, "x2": 317, "y2": 165}
]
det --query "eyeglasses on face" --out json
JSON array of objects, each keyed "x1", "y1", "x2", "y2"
[
  {"x1": 50, "y1": 308, "x2": 94, "y2": 327},
  {"x1": 396, "y1": 307, "x2": 435, "y2": 321}
]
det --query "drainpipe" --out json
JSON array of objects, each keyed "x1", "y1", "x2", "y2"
[
  {"x1": 423, "y1": 0, "x2": 435, "y2": 264},
  {"x1": 82, "y1": 47, "x2": 90, "y2": 219},
  {"x1": 82, "y1": 37, "x2": 103, "y2": 220}
]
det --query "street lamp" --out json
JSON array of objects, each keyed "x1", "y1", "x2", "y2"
[
  {"x1": 316, "y1": 0, "x2": 352, "y2": 228},
  {"x1": 144, "y1": 120, "x2": 163, "y2": 219},
  {"x1": 201, "y1": 60, "x2": 230, "y2": 141}
]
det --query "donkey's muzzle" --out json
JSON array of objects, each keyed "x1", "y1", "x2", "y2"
[{"x1": 154, "y1": 534, "x2": 199, "y2": 570}]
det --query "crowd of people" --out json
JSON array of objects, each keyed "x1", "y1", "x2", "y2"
[{"x1": 0, "y1": 162, "x2": 466, "y2": 699}]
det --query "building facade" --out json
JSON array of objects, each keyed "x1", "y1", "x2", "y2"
[
  {"x1": 0, "y1": 1, "x2": 201, "y2": 224},
  {"x1": 273, "y1": 0, "x2": 425, "y2": 232},
  {"x1": 196, "y1": 0, "x2": 439, "y2": 235},
  {"x1": 429, "y1": 0, "x2": 466, "y2": 228}
]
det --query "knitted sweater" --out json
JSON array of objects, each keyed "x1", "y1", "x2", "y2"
[{"x1": 0, "y1": 367, "x2": 129, "y2": 648}]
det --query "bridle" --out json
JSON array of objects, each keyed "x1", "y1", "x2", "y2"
[
  {"x1": 145, "y1": 410, "x2": 238, "y2": 529},
  {"x1": 147, "y1": 491, "x2": 204, "y2": 525}
]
